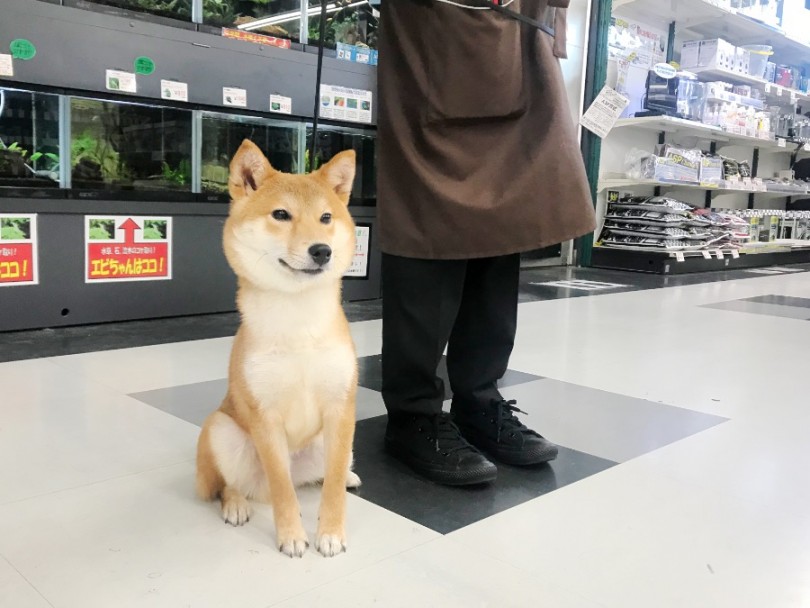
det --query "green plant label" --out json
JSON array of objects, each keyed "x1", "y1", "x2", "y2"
[
  {"x1": 134, "y1": 56, "x2": 155, "y2": 75},
  {"x1": 9, "y1": 39, "x2": 36, "y2": 61}
]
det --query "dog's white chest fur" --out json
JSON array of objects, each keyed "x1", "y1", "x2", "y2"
[{"x1": 239, "y1": 289, "x2": 355, "y2": 449}]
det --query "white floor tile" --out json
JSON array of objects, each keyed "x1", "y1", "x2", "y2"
[
  {"x1": 630, "y1": 418, "x2": 810, "y2": 520},
  {"x1": 509, "y1": 273, "x2": 810, "y2": 422},
  {"x1": 450, "y1": 461, "x2": 810, "y2": 608},
  {"x1": 0, "y1": 463, "x2": 438, "y2": 608},
  {"x1": 48, "y1": 337, "x2": 233, "y2": 393},
  {"x1": 0, "y1": 556, "x2": 52, "y2": 608},
  {"x1": 273, "y1": 536, "x2": 604, "y2": 608},
  {"x1": 0, "y1": 359, "x2": 199, "y2": 505}
]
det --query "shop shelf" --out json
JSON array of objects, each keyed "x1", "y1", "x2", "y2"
[
  {"x1": 610, "y1": 116, "x2": 803, "y2": 152},
  {"x1": 306, "y1": 124, "x2": 376, "y2": 206},
  {"x1": 685, "y1": 66, "x2": 810, "y2": 103},
  {"x1": 70, "y1": 97, "x2": 193, "y2": 196},
  {"x1": 598, "y1": 177, "x2": 808, "y2": 198},
  {"x1": 0, "y1": 87, "x2": 61, "y2": 193},
  {"x1": 200, "y1": 111, "x2": 300, "y2": 198},
  {"x1": 306, "y1": 1, "x2": 378, "y2": 51},
  {"x1": 613, "y1": 0, "x2": 810, "y2": 66},
  {"x1": 204, "y1": 0, "x2": 303, "y2": 43},
  {"x1": 72, "y1": 0, "x2": 193, "y2": 22},
  {"x1": 592, "y1": 240, "x2": 810, "y2": 274}
]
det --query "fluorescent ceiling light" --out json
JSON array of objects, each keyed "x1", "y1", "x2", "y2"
[{"x1": 237, "y1": 2, "x2": 367, "y2": 31}]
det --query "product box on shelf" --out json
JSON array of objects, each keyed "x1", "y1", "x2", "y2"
[
  {"x1": 735, "y1": 47, "x2": 751, "y2": 75},
  {"x1": 681, "y1": 39, "x2": 736, "y2": 72},
  {"x1": 645, "y1": 145, "x2": 701, "y2": 183},
  {"x1": 700, "y1": 156, "x2": 724, "y2": 185},
  {"x1": 754, "y1": 214, "x2": 779, "y2": 242}
]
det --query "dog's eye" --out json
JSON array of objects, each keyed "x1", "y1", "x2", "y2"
[
  {"x1": 271, "y1": 210, "x2": 291, "y2": 222},
  {"x1": 320, "y1": 213, "x2": 332, "y2": 225}
]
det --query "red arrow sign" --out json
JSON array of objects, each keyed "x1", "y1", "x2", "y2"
[{"x1": 118, "y1": 218, "x2": 140, "y2": 245}]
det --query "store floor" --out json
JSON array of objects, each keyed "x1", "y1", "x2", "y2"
[{"x1": 2, "y1": 265, "x2": 810, "y2": 607}]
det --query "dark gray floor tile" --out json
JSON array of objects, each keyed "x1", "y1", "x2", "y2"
[
  {"x1": 702, "y1": 299, "x2": 810, "y2": 320},
  {"x1": 743, "y1": 295, "x2": 810, "y2": 309},
  {"x1": 131, "y1": 380, "x2": 386, "y2": 425},
  {"x1": 131, "y1": 379, "x2": 226, "y2": 427},
  {"x1": 357, "y1": 354, "x2": 541, "y2": 398},
  {"x1": 495, "y1": 380, "x2": 728, "y2": 463},
  {"x1": 350, "y1": 415, "x2": 616, "y2": 534}
]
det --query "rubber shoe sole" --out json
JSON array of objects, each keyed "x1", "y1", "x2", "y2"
[{"x1": 384, "y1": 438, "x2": 498, "y2": 486}]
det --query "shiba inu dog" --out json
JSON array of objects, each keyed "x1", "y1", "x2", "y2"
[{"x1": 196, "y1": 140, "x2": 360, "y2": 558}]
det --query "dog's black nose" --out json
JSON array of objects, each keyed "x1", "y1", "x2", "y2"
[{"x1": 309, "y1": 244, "x2": 332, "y2": 266}]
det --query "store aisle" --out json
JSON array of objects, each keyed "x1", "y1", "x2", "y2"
[{"x1": 1, "y1": 268, "x2": 810, "y2": 608}]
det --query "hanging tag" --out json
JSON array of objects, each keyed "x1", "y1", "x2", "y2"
[
  {"x1": 731, "y1": 250, "x2": 740, "y2": 259},
  {"x1": 675, "y1": 251, "x2": 686, "y2": 262},
  {"x1": 702, "y1": 250, "x2": 712, "y2": 259},
  {"x1": 579, "y1": 86, "x2": 630, "y2": 138},
  {"x1": 715, "y1": 250, "x2": 724, "y2": 259}
]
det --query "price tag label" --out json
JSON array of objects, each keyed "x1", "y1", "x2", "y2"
[
  {"x1": 778, "y1": 138, "x2": 787, "y2": 148},
  {"x1": 702, "y1": 250, "x2": 712, "y2": 259},
  {"x1": 105, "y1": 69, "x2": 137, "y2": 93},
  {"x1": 715, "y1": 250, "x2": 724, "y2": 260},
  {"x1": 804, "y1": 143, "x2": 810, "y2": 152},
  {"x1": 161, "y1": 80, "x2": 188, "y2": 102},
  {"x1": 579, "y1": 86, "x2": 630, "y2": 139},
  {"x1": 765, "y1": 83, "x2": 772, "y2": 94},
  {"x1": 731, "y1": 250, "x2": 740, "y2": 259},
  {"x1": 675, "y1": 251, "x2": 686, "y2": 262},
  {"x1": 0, "y1": 54, "x2": 12, "y2": 77}
]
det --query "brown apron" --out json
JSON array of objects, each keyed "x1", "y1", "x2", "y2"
[{"x1": 376, "y1": 0, "x2": 596, "y2": 260}]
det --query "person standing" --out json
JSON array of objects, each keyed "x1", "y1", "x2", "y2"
[{"x1": 377, "y1": 0, "x2": 596, "y2": 485}]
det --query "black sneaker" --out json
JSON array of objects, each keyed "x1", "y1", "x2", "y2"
[
  {"x1": 452, "y1": 399, "x2": 559, "y2": 466},
  {"x1": 385, "y1": 413, "x2": 498, "y2": 486}
]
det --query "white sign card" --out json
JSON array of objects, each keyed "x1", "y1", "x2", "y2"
[
  {"x1": 223, "y1": 87, "x2": 247, "y2": 108},
  {"x1": 319, "y1": 85, "x2": 372, "y2": 124}
]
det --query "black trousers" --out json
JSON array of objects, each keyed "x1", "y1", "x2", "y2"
[{"x1": 381, "y1": 252, "x2": 520, "y2": 418}]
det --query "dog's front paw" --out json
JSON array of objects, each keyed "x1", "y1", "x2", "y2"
[
  {"x1": 277, "y1": 523, "x2": 309, "y2": 558},
  {"x1": 316, "y1": 528, "x2": 346, "y2": 557},
  {"x1": 346, "y1": 471, "x2": 362, "y2": 489},
  {"x1": 221, "y1": 494, "x2": 252, "y2": 526}
]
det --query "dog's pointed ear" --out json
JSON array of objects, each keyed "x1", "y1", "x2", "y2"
[
  {"x1": 229, "y1": 140, "x2": 275, "y2": 201},
  {"x1": 318, "y1": 150, "x2": 356, "y2": 205}
]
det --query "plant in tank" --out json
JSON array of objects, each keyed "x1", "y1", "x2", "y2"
[{"x1": 161, "y1": 158, "x2": 191, "y2": 186}]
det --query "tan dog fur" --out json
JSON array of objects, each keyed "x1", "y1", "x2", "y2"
[{"x1": 196, "y1": 140, "x2": 360, "y2": 558}]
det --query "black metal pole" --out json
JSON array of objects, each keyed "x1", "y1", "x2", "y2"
[{"x1": 309, "y1": 0, "x2": 329, "y2": 173}]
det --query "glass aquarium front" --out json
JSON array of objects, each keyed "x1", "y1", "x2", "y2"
[
  {"x1": 308, "y1": 1, "x2": 378, "y2": 51},
  {"x1": 83, "y1": 0, "x2": 193, "y2": 21},
  {"x1": 200, "y1": 111, "x2": 300, "y2": 196},
  {"x1": 0, "y1": 87, "x2": 61, "y2": 191},
  {"x1": 70, "y1": 98, "x2": 193, "y2": 195},
  {"x1": 204, "y1": 0, "x2": 303, "y2": 43},
  {"x1": 308, "y1": 125, "x2": 376, "y2": 206}
]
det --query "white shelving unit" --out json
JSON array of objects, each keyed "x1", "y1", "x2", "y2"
[{"x1": 593, "y1": 0, "x2": 810, "y2": 273}]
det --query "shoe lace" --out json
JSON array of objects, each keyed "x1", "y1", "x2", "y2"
[
  {"x1": 427, "y1": 413, "x2": 474, "y2": 456},
  {"x1": 493, "y1": 399, "x2": 540, "y2": 443}
]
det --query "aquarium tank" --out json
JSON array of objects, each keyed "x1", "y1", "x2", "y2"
[
  {"x1": 0, "y1": 87, "x2": 61, "y2": 192},
  {"x1": 307, "y1": 125, "x2": 375, "y2": 205},
  {"x1": 200, "y1": 111, "x2": 299, "y2": 197},
  {"x1": 308, "y1": 0, "x2": 378, "y2": 50},
  {"x1": 81, "y1": 0, "x2": 193, "y2": 21},
  {"x1": 204, "y1": 0, "x2": 303, "y2": 43},
  {"x1": 70, "y1": 97, "x2": 193, "y2": 195}
]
